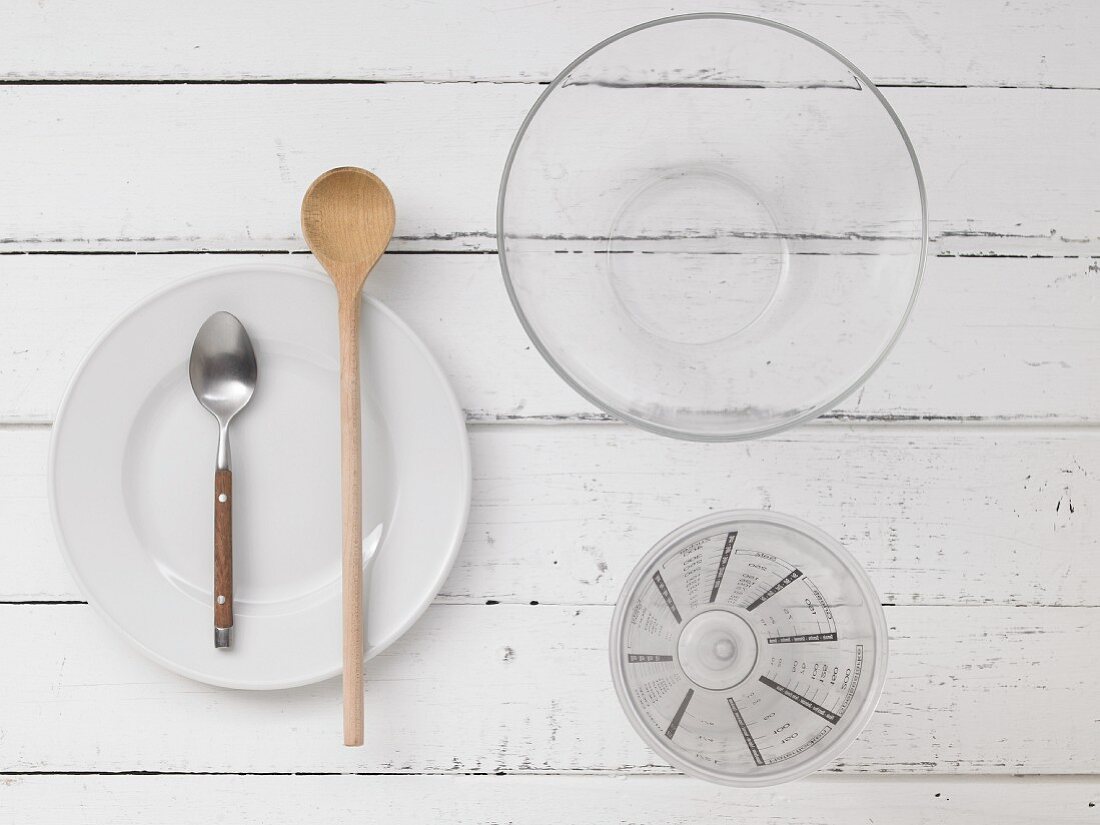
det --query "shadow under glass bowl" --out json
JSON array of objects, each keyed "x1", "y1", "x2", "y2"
[{"x1": 498, "y1": 13, "x2": 927, "y2": 441}]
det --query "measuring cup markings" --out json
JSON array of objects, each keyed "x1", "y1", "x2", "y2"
[
  {"x1": 728, "y1": 698, "x2": 766, "y2": 765},
  {"x1": 616, "y1": 517, "x2": 885, "y2": 781},
  {"x1": 651, "y1": 570, "x2": 683, "y2": 624},
  {"x1": 709, "y1": 531, "x2": 738, "y2": 603},
  {"x1": 664, "y1": 689, "x2": 695, "y2": 739},
  {"x1": 745, "y1": 568, "x2": 804, "y2": 611}
]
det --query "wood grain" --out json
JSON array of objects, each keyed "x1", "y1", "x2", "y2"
[
  {"x1": 0, "y1": 1, "x2": 1094, "y2": 812},
  {"x1": 1, "y1": 0, "x2": 1096, "y2": 88},
  {"x1": 3, "y1": 775, "x2": 1098, "y2": 824},
  {"x1": 213, "y1": 469, "x2": 232, "y2": 634},
  {"x1": 0, "y1": 254, "x2": 1097, "y2": 427},
  {"x1": 1, "y1": 603, "x2": 1096, "y2": 773},
  {"x1": 0, "y1": 86, "x2": 1095, "y2": 255},
  {"x1": 4, "y1": 424, "x2": 1096, "y2": 606},
  {"x1": 302, "y1": 167, "x2": 396, "y2": 747},
  {"x1": 336, "y1": 293, "x2": 364, "y2": 746}
]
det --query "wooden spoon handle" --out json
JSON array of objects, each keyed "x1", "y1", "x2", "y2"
[
  {"x1": 338, "y1": 295, "x2": 364, "y2": 746},
  {"x1": 214, "y1": 468, "x2": 233, "y2": 648}
]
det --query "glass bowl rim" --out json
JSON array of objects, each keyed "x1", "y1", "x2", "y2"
[{"x1": 496, "y1": 12, "x2": 929, "y2": 441}]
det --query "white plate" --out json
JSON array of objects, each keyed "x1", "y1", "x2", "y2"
[{"x1": 49, "y1": 264, "x2": 471, "y2": 689}]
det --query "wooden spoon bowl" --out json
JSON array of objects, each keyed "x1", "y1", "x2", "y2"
[{"x1": 302, "y1": 168, "x2": 395, "y2": 286}]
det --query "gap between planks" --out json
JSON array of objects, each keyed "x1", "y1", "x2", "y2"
[
  {"x1": 5, "y1": 601, "x2": 1100, "y2": 608},
  {"x1": 1, "y1": 770, "x2": 1097, "y2": 779},
  {"x1": 0, "y1": 247, "x2": 1095, "y2": 259},
  {"x1": 5, "y1": 419, "x2": 1100, "y2": 430},
  {"x1": 0, "y1": 79, "x2": 1096, "y2": 91}
]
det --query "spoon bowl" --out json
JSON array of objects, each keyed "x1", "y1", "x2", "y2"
[
  {"x1": 302, "y1": 167, "x2": 395, "y2": 292},
  {"x1": 189, "y1": 312, "x2": 258, "y2": 427}
]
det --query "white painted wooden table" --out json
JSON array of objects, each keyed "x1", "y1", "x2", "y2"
[{"x1": 1, "y1": 2, "x2": 1098, "y2": 822}]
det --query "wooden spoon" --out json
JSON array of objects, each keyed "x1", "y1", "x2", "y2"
[{"x1": 301, "y1": 167, "x2": 395, "y2": 747}]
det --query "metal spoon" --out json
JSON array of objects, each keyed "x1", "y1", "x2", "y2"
[{"x1": 189, "y1": 311, "x2": 257, "y2": 649}]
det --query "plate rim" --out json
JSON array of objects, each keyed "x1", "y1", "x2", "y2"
[{"x1": 47, "y1": 262, "x2": 472, "y2": 690}]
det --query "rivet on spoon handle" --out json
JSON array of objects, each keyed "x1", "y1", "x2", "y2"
[{"x1": 301, "y1": 167, "x2": 395, "y2": 746}]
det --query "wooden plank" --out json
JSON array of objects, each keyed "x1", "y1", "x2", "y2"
[
  {"x1": 457, "y1": 425, "x2": 1100, "y2": 609},
  {"x1": 2, "y1": 775, "x2": 1098, "y2": 824},
  {"x1": 3, "y1": 424, "x2": 1097, "y2": 606},
  {"x1": 0, "y1": 0, "x2": 1096, "y2": 88},
  {"x1": 2, "y1": 0, "x2": 1092, "y2": 800},
  {"x1": 0, "y1": 254, "x2": 1098, "y2": 426},
  {"x1": 0, "y1": 86, "x2": 1095, "y2": 254},
  {"x1": 0, "y1": 603, "x2": 1095, "y2": 773}
]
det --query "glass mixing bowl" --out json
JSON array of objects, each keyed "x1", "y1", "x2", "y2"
[{"x1": 498, "y1": 14, "x2": 926, "y2": 440}]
